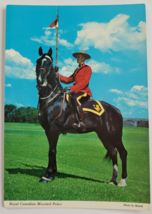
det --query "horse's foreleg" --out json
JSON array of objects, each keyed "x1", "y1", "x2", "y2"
[
  {"x1": 108, "y1": 149, "x2": 118, "y2": 185},
  {"x1": 117, "y1": 142, "x2": 128, "y2": 186},
  {"x1": 39, "y1": 130, "x2": 59, "y2": 183}
]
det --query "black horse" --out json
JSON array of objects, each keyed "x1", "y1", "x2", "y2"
[{"x1": 36, "y1": 47, "x2": 127, "y2": 186}]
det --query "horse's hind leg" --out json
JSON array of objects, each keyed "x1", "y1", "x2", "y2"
[
  {"x1": 97, "y1": 134, "x2": 118, "y2": 185},
  {"x1": 107, "y1": 149, "x2": 118, "y2": 185},
  {"x1": 117, "y1": 142, "x2": 128, "y2": 186}
]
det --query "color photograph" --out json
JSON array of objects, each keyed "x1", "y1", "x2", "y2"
[{"x1": 4, "y1": 4, "x2": 150, "y2": 211}]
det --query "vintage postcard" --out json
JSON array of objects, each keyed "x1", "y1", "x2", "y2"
[{"x1": 4, "y1": 4, "x2": 150, "y2": 211}]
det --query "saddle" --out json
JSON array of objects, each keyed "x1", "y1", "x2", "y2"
[{"x1": 66, "y1": 93, "x2": 105, "y2": 116}]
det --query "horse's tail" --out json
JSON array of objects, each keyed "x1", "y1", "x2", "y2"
[{"x1": 104, "y1": 151, "x2": 112, "y2": 160}]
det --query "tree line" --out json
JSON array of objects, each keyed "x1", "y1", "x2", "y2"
[{"x1": 5, "y1": 104, "x2": 39, "y2": 123}]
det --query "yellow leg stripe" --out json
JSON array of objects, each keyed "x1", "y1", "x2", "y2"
[
  {"x1": 76, "y1": 93, "x2": 87, "y2": 105},
  {"x1": 66, "y1": 92, "x2": 69, "y2": 102}
]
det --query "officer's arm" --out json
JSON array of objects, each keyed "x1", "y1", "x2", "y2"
[{"x1": 56, "y1": 73, "x2": 74, "y2": 84}]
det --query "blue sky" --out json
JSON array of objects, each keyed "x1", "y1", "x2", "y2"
[{"x1": 5, "y1": 4, "x2": 148, "y2": 118}]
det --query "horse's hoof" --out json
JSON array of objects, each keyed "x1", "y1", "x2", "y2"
[
  {"x1": 39, "y1": 178, "x2": 48, "y2": 183},
  {"x1": 118, "y1": 179, "x2": 127, "y2": 187},
  {"x1": 109, "y1": 179, "x2": 117, "y2": 185},
  {"x1": 109, "y1": 182, "x2": 115, "y2": 185},
  {"x1": 39, "y1": 176, "x2": 55, "y2": 183},
  {"x1": 109, "y1": 181, "x2": 117, "y2": 185}
]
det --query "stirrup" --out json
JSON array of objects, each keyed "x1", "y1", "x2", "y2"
[{"x1": 72, "y1": 121, "x2": 86, "y2": 132}]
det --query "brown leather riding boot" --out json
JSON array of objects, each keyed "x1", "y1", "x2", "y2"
[{"x1": 72, "y1": 105, "x2": 87, "y2": 132}]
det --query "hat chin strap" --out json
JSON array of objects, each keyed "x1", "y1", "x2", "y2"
[{"x1": 79, "y1": 61, "x2": 84, "y2": 65}]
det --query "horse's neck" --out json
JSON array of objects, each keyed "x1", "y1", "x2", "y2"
[
  {"x1": 48, "y1": 71, "x2": 63, "y2": 92},
  {"x1": 39, "y1": 72, "x2": 63, "y2": 109},
  {"x1": 39, "y1": 87, "x2": 51, "y2": 100}
]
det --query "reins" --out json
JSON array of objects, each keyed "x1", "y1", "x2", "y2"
[
  {"x1": 54, "y1": 92, "x2": 65, "y2": 119},
  {"x1": 38, "y1": 91, "x2": 66, "y2": 120},
  {"x1": 39, "y1": 90, "x2": 61, "y2": 112},
  {"x1": 39, "y1": 85, "x2": 58, "y2": 100}
]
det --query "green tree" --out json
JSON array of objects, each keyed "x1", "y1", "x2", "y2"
[
  {"x1": 14, "y1": 107, "x2": 26, "y2": 123},
  {"x1": 25, "y1": 107, "x2": 39, "y2": 123},
  {"x1": 32, "y1": 108, "x2": 39, "y2": 123},
  {"x1": 26, "y1": 107, "x2": 33, "y2": 123},
  {"x1": 5, "y1": 105, "x2": 39, "y2": 123},
  {"x1": 5, "y1": 105, "x2": 17, "y2": 122}
]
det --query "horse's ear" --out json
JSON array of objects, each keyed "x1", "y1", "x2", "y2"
[
  {"x1": 48, "y1": 47, "x2": 52, "y2": 56},
  {"x1": 39, "y1": 47, "x2": 43, "y2": 56}
]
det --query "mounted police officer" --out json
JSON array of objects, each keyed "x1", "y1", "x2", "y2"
[{"x1": 56, "y1": 50, "x2": 92, "y2": 132}]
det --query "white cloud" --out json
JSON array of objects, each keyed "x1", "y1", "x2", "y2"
[
  {"x1": 114, "y1": 67, "x2": 121, "y2": 73},
  {"x1": 58, "y1": 38, "x2": 74, "y2": 48},
  {"x1": 45, "y1": 31, "x2": 51, "y2": 36},
  {"x1": 109, "y1": 89, "x2": 123, "y2": 94},
  {"x1": 64, "y1": 58, "x2": 73, "y2": 65},
  {"x1": 114, "y1": 85, "x2": 148, "y2": 109},
  {"x1": 5, "y1": 49, "x2": 36, "y2": 79},
  {"x1": 131, "y1": 85, "x2": 147, "y2": 92},
  {"x1": 58, "y1": 58, "x2": 116, "y2": 76},
  {"x1": 31, "y1": 36, "x2": 56, "y2": 46},
  {"x1": 58, "y1": 58, "x2": 77, "y2": 77},
  {"x1": 88, "y1": 60, "x2": 113, "y2": 73},
  {"x1": 31, "y1": 30, "x2": 74, "y2": 48},
  {"x1": 125, "y1": 92, "x2": 139, "y2": 99},
  {"x1": 74, "y1": 14, "x2": 146, "y2": 53},
  {"x1": 130, "y1": 68, "x2": 139, "y2": 72},
  {"x1": 114, "y1": 97, "x2": 148, "y2": 108},
  {"x1": 15, "y1": 103, "x2": 24, "y2": 107},
  {"x1": 111, "y1": 57, "x2": 122, "y2": 62},
  {"x1": 5, "y1": 84, "x2": 12, "y2": 87},
  {"x1": 129, "y1": 85, "x2": 148, "y2": 99},
  {"x1": 30, "y1": 37, "x2": 43, "y2": 44}
]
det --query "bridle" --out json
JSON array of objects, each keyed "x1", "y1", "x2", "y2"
[
  {"x1": 37, "y1": 66, "x2": 58, "y2": 100},
  {"x1": 37, "y1": 64, "x2": 53, "y2": 92},
  {"x1": 37, "y1": 55, "x2": 53, "y2": 84},
  {"x1": 37, "y1": 58, "x2": 65, "y2": 120},
  {"x1": 38, "y1": 67, "x2": 51, "y2": 78}
]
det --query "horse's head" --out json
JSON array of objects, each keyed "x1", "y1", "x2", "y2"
[{"x1": 36, "y1": 47, "x2": 53, "y2": 88}]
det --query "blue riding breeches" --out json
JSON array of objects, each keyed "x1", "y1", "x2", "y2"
[{"x1": 71, "y1": 92, "x2": 90, "y2": 107}]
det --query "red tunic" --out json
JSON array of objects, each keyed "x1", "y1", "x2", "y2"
[{"x1": 57, "y1": 63, "x2": 92, "y2": 97}]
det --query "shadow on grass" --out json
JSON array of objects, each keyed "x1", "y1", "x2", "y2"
[{"x1": 5, "y1": 164, "x2": 107, "y2": 184}]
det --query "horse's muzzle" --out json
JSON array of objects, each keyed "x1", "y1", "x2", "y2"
[
  {"x1": 36, "y1": 81, "x2": 47, "y2": 90},
  {"x1": 37, "y1": 75, "x2": 47, "y2": 87},
  {"x1": 41, "y1": 82, "x2": 47, "y2": 87}
]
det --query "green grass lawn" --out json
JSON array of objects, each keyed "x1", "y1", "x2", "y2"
[{"x1": 4, "y1": 123, "x2": 150, "y2": 203}]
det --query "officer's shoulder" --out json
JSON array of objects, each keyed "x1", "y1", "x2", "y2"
[
  {"x1": 84, "y1": 65, "x2": 92, "y2": 71},
  {"x1": 84, "y1": 65, "x2": 91, "y2": 68}
]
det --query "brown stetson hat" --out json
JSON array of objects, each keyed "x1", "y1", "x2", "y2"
[{"x1": 72, "y1": 50, "x2": 91, "y2": 60}]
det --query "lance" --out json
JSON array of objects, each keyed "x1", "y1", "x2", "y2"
[
  {"x1": 43, "y1": 7, "x2": 59, "y2": 67},
  {"x1": 56, "y1": 6, "x2": 59, "y2": 67}
]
